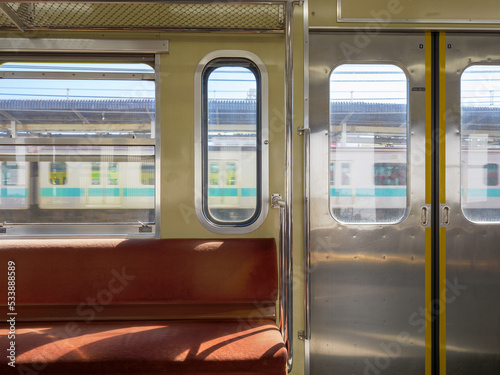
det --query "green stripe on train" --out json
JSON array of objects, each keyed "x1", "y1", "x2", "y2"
[
  {"x1": 122, "y1": 188, "x2": 154, "y2": 197},
  {"x1": 88, "y1": 188, "x2": 120, "y2": 197},
  {"x1": 41, "y1": 188, "x2": 154, "y2": 197},
  {"x1": 41, "y1": 188, "x2": 84, "y2": 197},
  {"x1": 462, "y1": 188, "x2": 500, "y2": 197},
  {"x1": 0, "y1": 188, "x2": 27, "y2": 198},
  {"x1": 208, "y1": 188, "x2": 257, "y2": 197},
  {"x1": 331, "y1": 188, "x2": 407, "y2": 197},
  {"x1": 208, "y1": 188, "x2": 238, "y2": 197}
]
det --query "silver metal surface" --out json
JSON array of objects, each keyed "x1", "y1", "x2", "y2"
[
  {"x1": 0, "y1": 138, "x2": 155, "y2": 146},
  {"x1": 441, "y1": 205, "x2": 450, "y2": 226},
  {"x1": 421, "y1": 206, "x2": 430, "y2": 226},
  {"x1": 444, "y1": 33, "x2": 500, "y2": 375},
  {"x1": 0, "y1": 38, "x2": 168, "y2": 53},
  {"x1": 284, "y1": 1, "x2": 294, "y2": 371},
  {"x1": 154, "y1": 53, "x2": 161, "y2": 239},
  {"x1": 271, "y1": 193, "x2": 286, "y2": 209},
  {"x1": 298, "y1": 125, "x2": 312, "y2": 343},
  {"x1": 303, "y1": 3, "x2": 311, "y2": 374},
  {"x1": 0, "y1": 71, "x2": 155, "y2": 80},
  {"x1": 193, "y1": 50, "x2": 269, "y2": 234},
  {"x1": 308, "y1": 32, "x2": 427, "y2": 374},
  {"x1": 0, "y1": 224, "x2": 155, "y2": 238}
]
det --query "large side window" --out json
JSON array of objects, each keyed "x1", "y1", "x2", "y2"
[
  {"x1": 329, "y1": 64, "x2": 409, "y2": 223},
  {"x1": 461, "y1": 65, "x2": 500, "y2": 222},
  {"x1": 195, "y1": 51, "x2": 268, "y2": 234},
  {"x1": 0, "y1": 60, "x2": 157, "y2": 236}
]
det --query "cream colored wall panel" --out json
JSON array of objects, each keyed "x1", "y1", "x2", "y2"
[{"x1": 159, "y1": 33, "x2": 285, "y2": 239}]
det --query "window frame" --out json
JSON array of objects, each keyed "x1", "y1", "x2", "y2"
[
  {"x1": 328, "y1": 62, "x2": 410, "y2": 225},
  {"x1": 0, "y1": 40, "x2": 164, "y2": 238},
  {"x1": 194, "y1": 50, "x2": 269, "y2": 234},
  {"x1": 460, "y1": 64, "x2": 500, "y2": 223}
]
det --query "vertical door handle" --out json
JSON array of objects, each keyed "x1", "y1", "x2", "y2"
[
  {"x1": 421, "y1": 206, "x2": 429, "y2": 226},
  {"x1": 442, "y1": 206, "x2": 450, "y2": 226}
]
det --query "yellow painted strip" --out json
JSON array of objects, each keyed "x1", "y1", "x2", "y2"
[
  {"x1": 440, "y1": 32, "x2": 447, "y2": 204},
  {"x1": 425, "y1": 227, "x2": 432, "y2": 375},
  {"x1": 440, "y1": 226, "x2": 447, "y2": 375},
  {"x1": 425, "y1": 32, "x2": 432, "y2": 205}
]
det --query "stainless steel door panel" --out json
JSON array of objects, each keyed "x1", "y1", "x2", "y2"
[
  {"x1": 309, "y1": 33, "x2": 427, "y2": 375},
  {"x1": 444, "y1": 33, "x2": 500, "y2": 375}
]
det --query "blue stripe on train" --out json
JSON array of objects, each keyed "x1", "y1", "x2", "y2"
[
  {"x1": 122, "y1": 188, "x2": 154, "y2": 197},
  {"x1": 0, "y1": 188, "x2": 27, "y2": 198},
  {"x1": 208, "y1": 188, "x2": 257, "y2": 197},
  {"x1": 462, "y1": 188, "x2": 500, "y2": 197},
  {"x1": 208, "y1": 188, "x2": 238, "y2": 197},
  {"x1": 88, "y1": 188, "x2": 120, "y2": 197},
  {"x1": 331, "y1": 188, "x2": 407, "y2": 197},
  {"x1": 40, "y1": 188, "x2": 154, "y2": 197},
  {"x1": 41, "y1": 188, "x2": 84, "y2": 197}
]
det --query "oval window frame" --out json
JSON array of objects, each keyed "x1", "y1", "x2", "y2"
[{"x1": 194, "y1": 50, "x2": 269, "y2": 234}]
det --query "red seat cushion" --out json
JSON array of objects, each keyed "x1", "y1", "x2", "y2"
[{"x1": 0, "y1": 319, "x2": 286, "y2": 375}]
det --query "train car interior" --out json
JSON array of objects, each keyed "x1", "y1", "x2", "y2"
[{"x1": 0, "y1": 0, "x2": 499, "y2": 374}]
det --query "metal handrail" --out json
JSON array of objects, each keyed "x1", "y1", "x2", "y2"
[
  {"x1": 298, "y1": 126, "x2": 311, "y2": 341},
  {"x1": 283, "y1": 0, "x2": 294, "y2": 372},
  {"x1": 272, "y1": 193, "x2": 292, "y2": 372}
]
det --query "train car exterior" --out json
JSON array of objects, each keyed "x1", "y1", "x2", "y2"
[
  {"x1": 38, "y1": 161, "x2": 155, "y2": 209},
  {"x1": 1, "y1": 1, "x2": 500, "y2": 375}
]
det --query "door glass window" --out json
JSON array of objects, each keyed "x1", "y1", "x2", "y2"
[
  {"x1": 203, "y1": 61, "x2": 260, "y2": 225},
  {"x1": 329, "y1": 64, "x2": 409, "y2": 223},
  {"x1": 461, "y1": 65, "x2": 500, "y2": 222}
]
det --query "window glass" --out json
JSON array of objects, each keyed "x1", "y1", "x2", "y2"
[
  {"x1": 374, "y1": 163, "x2": 407, "y2": 186},
  {"x1": 0, "y1": 61, "x2": 156, "y2": 235},
  {"x1": 341, "y1": 163, "x2": 350, "y2": 185},
  {"x1": 0, "y1": 62, "x2": 155, "y2": 139},
  {"x1": 226, "y1": 162, "x2": 237, "y2": 185},
  {"x1": 210, "y1": 162, "x2": 220, "y2": 185},
  {"x1": 203, "y1": 61, "x2": 260, "y2": 225},
  {"x1": 2, "y1": 162, "x2": 18, "y2": 185},
  {"x1": 140, "y1": 162, "x2": 155, "y2": 185},
  {"x1": 108, "y1": 163, "x2": 118, "y2": 185},
  {"x1": 329, "y1": 163, "x2": 335, "y2": 186},
  {"x1": 329, "y1": 64, "x2": 408, "y2": 223},
  {"x1": 50, "y1": 162, "x2": 67, "y2": 185},
  {"x1": 0, "y1": 160, "x2": 28, "y2": 210},
  {"x1": 461, "y1": 65, "x2": 500, "y2": 222},
  {"x1": 484, "y1": 163, "x2": 498, "y2": 186},
  {"x1": 0, "y1": 145, "x2": 154, "y2": 225},
  {"x1": 91, "y1": 163, "x2": 101, "y2": 185}
]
